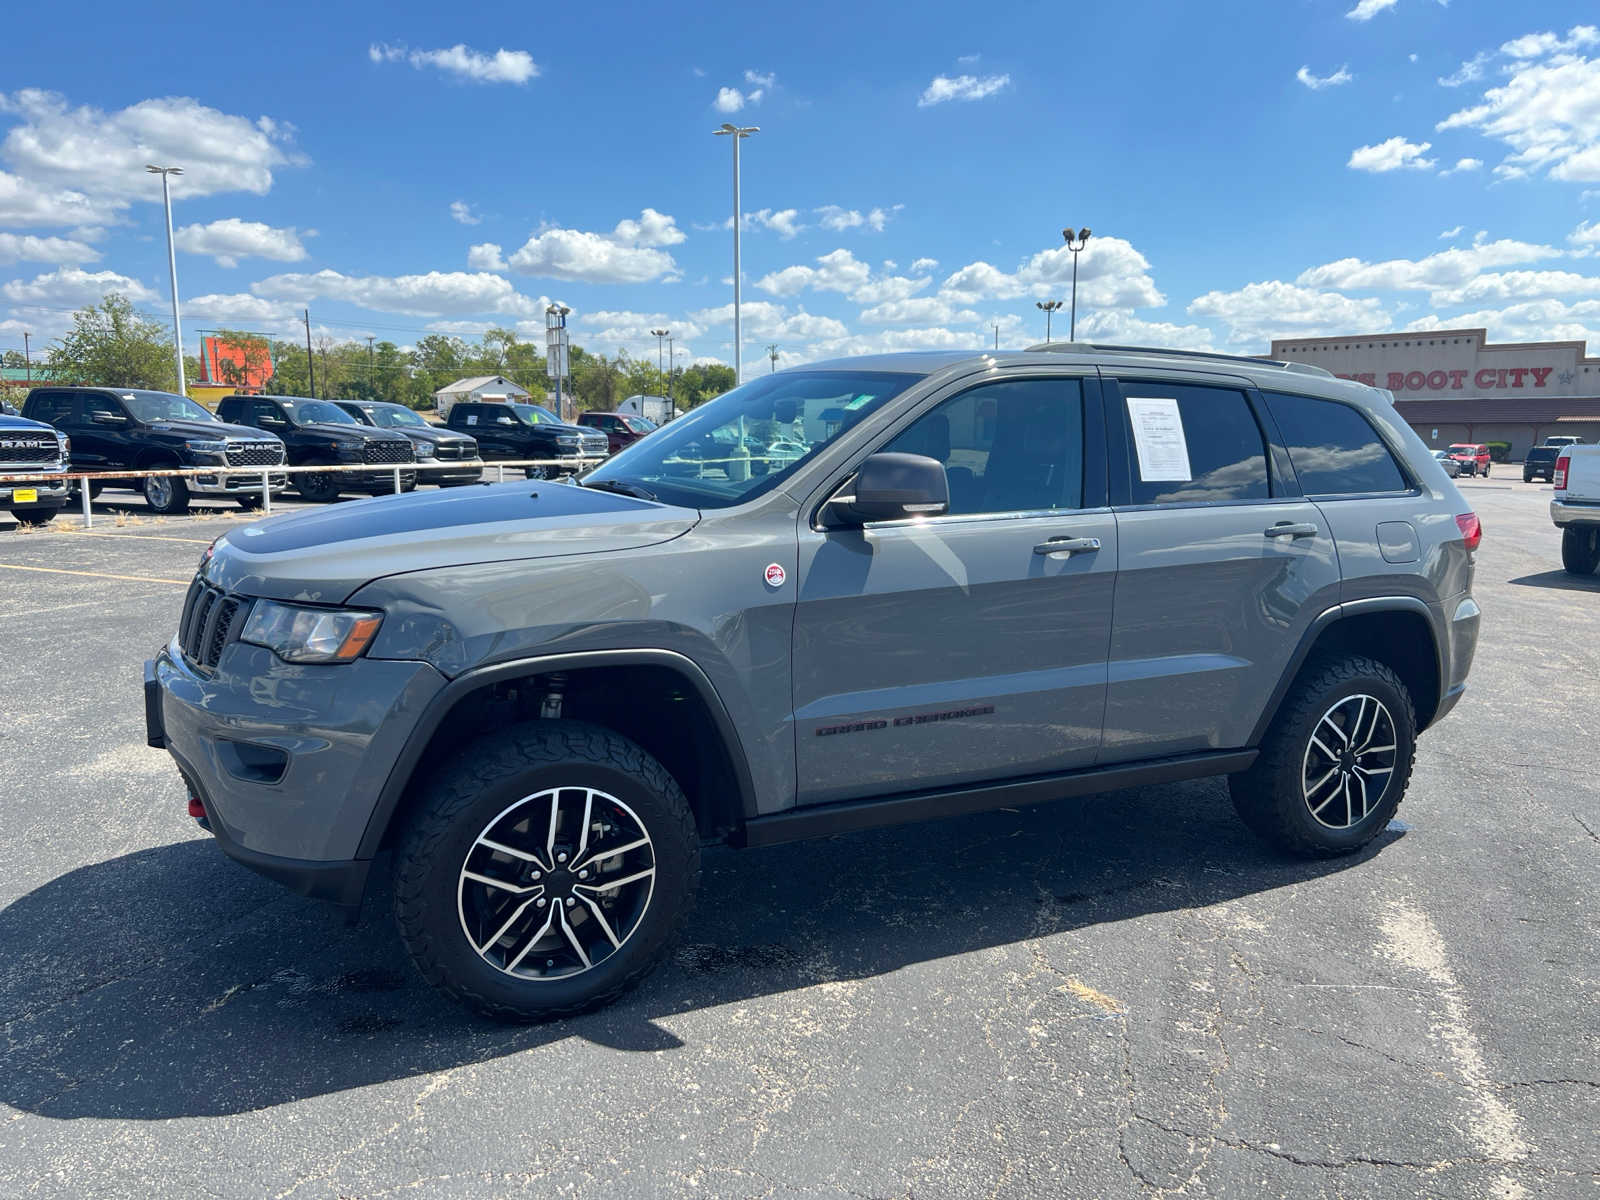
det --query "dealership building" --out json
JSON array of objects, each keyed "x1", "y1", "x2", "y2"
[{"x1": 1269, "y1": 328, "x2": 1600, "y2": 459}]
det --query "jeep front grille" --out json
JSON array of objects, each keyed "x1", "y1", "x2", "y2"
[
  {"x1": 362, "y1": 440, "x2": 415, "y2": 465},
  {"x1": 225, "y1": 440, "x2": 285, "y2": 468},
  {"x1": 178, "y1": 579, "x2": 248, "y2": 671}
]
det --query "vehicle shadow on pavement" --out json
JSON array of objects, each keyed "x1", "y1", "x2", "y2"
[
  {"x1": 0, "y1": 777, "x2": 1399, "y2": 1120},
  {"x1": 1508, "y1": 569, "x2": 1600, "y2": 593}
]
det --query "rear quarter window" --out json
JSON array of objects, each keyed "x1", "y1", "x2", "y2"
[{"x1": 1263, "y1": 391, "x2": 1408, "y2": 496}]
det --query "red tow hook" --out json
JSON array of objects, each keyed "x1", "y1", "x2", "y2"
[{"x1": 187, "y1": 796, "x2": 206, "y2": 820}]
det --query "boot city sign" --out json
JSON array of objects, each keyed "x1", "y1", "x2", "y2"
[{"x1": 1269, "y1": 329, "x2": 1596, "y2": 399}]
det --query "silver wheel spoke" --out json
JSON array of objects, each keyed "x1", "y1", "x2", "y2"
[
  {"x1": 479, "y1": 837, "x2": 546, "y2": 867},
  {"x1": 576, "y1": 866, "x2": 655, "y2": 895},
  {"x1": 556, "y1": 904, "x2": 591, "y2": 969},
  {"x1": 1310, "y1": 785, "x2": 1343, "y2": 817},
  {"x1": 482, "y1": 896, "x2": 543, "y2": 955},
  {"x1": 574, "y1": 835, "x2": 651, "y2": 873},
  {"x1": 576, "y1": 789, "x2": 594, "y2": 861},
  {"x1": 462, "y1": 870, "x2": 542, "y2": 896},
  {"x1": 1352, "y1": 770, "x2": 1370, "y2": 819},
  {"x1": 505, "y1": 903, "x2": 560, "y2": 973},
  {"x1": 576, "y1": 893, "x2": 623, "y2": 948},
  {"x1": 1321, "y1": 713, "x2": 1350, "y2": 746},
  {"x1": 1302, "y1": 693, "x2": 1399, "y2": 831},
  {"x1": 1306, "y1": 765, "x2": 1340, "y2": 797},
  {"x1": 1309, "y1": 735, "x2": 1339, "y2": 762},
  {"x1": 1354, "y1": 763, "x2": 1393, "y2": 778},
  {"x1": 1358, "y1": 744, "x2": 1395, "y2": 756}
]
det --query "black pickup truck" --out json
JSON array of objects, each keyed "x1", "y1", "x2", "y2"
[
  {"x1": 334, "y1": 400, "x2": 482, "y2": 487},
  {"x1": 22, "y1": 386, "x2": 285, "y2": 514},
  {"x1": 445, "y1": 401, "x2": 608, "y2": 479},
  {"x1": 218, "y1": 394, "x2": 416, "y2": 502}
]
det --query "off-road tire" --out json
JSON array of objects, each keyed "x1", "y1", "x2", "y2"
[
  {"x1": 393, "y1": 720, "x2": 699, "y2": 1022},
  {"x1": 1229, "y1": 654, "x2": 1417, "y2": 858},
  {"x1": 1562, "y1": 526, "x2": 1600, "y2": 575},
  {"x1": 12, "y1": 508, "x2": 57, "y2": 526},
  {"x1": 235, "y1": 494, "x2": 264, "y2": 511}
]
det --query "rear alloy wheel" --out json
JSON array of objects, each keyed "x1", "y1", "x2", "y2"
[
  {"x1": 143, "y1": 471, "x2": 190, "y2": 515},
  {"x1": 1562, "y1": 526, "x2": 1600, "y2": 575},
  {"x1": 1229, "y1": 654, "x2": 1416, "y2": 857},
  {"x1": 393, "y1": 720, "x2": 698, "y2": 1021}
]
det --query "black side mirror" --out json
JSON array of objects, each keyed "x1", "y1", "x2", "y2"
[{"x1": 826, "y1": 452, "x2": 949, "y2": 526}]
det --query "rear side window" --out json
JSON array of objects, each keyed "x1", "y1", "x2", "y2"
[
  {"x1": 1119, "y1": 381, "x2": 1269, "y2": 505},
  {"x1": 1264, "y1": 391, "x2": 1407, "y2": 496},
  {"x1": 25, "y1": 392, "x2": 74, "y2": 424}
]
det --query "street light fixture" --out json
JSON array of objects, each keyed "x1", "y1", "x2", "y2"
[
  {"x1": 1062, "y1": 227, "x2": 1092, "y2": 341},
  {"x1": 1035, "y1": 299, "x2": 1064, "y2": 343},
  {"x1": 546, "y1": 304, "x2": 571, "y2": 419},
  {"x1": 651, "y1": 328, "x2": 669, "y2": 410},
  {"x1": 713, "y1": 122, "x2": 759, "y2": 385},
  {"x1": 147, "y1": 164, "x2": 186, "y2": 394}
]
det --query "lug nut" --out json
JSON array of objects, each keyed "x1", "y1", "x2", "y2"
[
  {"x1": 566, "y1": 897, "x2": 575, "y2": 907},
  {"x1": 536, "y1": 897, "x2": 547, "y2": 907},
  {"x1": 530, "y1": 870, "x2": 541, "y2": 880},
  {"x1": 557, "y1": 852, "x2": 568, "y2": 863},
  {"x1": 578, "y1": 869, "x2": 589, "y2": 880}
]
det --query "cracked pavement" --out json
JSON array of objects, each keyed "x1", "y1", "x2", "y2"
[{"x1": 0, "y1": 481, "x2": 1596, "y2": 1198}]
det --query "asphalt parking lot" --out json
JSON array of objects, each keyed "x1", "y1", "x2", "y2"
[{"x1": 0, "y1": 478, "x2": 1595, "y2": 1199}]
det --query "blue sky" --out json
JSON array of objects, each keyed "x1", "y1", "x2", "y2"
[{"x1": 3, "y1": 0, "x2": 1599, "y2": 374}]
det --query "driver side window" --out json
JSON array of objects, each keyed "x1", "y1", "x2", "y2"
[{"x1": 881, "y1": 378, "x2": 1085, "y2": 516}]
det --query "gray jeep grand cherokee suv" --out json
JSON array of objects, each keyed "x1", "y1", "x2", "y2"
[{"x1": 146, "y1": 345, "x2": 1481, "y2": 1020}]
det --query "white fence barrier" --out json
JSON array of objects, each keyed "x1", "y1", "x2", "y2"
[{"x1": 0, "y1": 457, "x2": 606, "y2": 529}]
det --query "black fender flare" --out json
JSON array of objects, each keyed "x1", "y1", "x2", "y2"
[
  {"x1": 1246, "y1": 596, "x2": 1444, "y2": 747},
  {"x1": 353, "y1": 647, "x2": 760, "y2": 860}
]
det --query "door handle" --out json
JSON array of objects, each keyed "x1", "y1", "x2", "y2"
[
  {"x1": 1265, "y1": 522, "x2": 1318, "y2": 539},
  {"x1": 1033, "y1": 536, "x2": 1101, "y2": 556}
]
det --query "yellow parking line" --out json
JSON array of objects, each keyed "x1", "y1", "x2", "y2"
[
  {"x1": 0, "y1": 562, "x2": 188, "y2": 585},
  {"x1": 59, "y1": 530, "x2": 214, "y2": 545}
]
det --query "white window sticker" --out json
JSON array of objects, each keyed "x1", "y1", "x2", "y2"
[
  {"x1": 465, "y1": 414, "x2": 477, "y2": 425},
  {"x1": 1126, "y1": 397, "x2": 1192, "y2": 482}
]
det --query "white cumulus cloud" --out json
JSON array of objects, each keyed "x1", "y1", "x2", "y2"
[
  {"x1": 450, "y1": 201, "x2": 481, "y2": 225},
  {"x1": 0, "y1": 232, "x2": 99, "y2": 265},
  {"x1": 2, "y1": 266, "x2": 156, "y2": 308},
  {"x1": 1346, "y1": 0, "x2": 1399, "y2": 20},
  {"x1": 1348, "y1": 136, "x2": 1436, "y2": 171},
  {"x1": 1188, "y1": 280, "x2": 1390, "y2": 346},
  {"x1": 505, "y1": 210, "x2": 684, "y2": 284},
  {"x1": 918, "y1": 73, "x2": 1011, "y2": 107},
  {"x1": 466, "y1": 242, "x2": 508, "y2": 271},
  {"x1": 815, "y1": 204, "x2": 900, "y2": 232},
  {"x1": 1297, "y1": 64, "x2": 1354, "y2": 90},
  {"x1": 369, "y1": 43, "x2": 538, "y2": 85},
  {"x1": 252, "y1": 268, "x2": 543, "y2": 317},
  {"x1": 173, "y1": 218, "x2": 309, "y2": 267}
]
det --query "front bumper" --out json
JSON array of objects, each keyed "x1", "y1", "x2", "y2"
[
  {"x1": 416, "y1": 458, "x2": 483, "y2": 484},
  {"x1": 147, "y1": 638, "x2": 447, "y2": 899},
  {"x1": 0, "y1": 472, "x2": 69, "y2": 508},
  {"x1": 189, "y1": 470, "x2": 289, "y2": 496},
  {"x1": 338, "y1": 465, "x2": 418, "y2": 491},
  {"x1": 1550, "y1": 497, "x2": 1600, "y2": 527}
]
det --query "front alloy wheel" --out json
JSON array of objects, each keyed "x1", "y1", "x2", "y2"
[
  {"x1": 143, "y1": 472, "x2": 190, "y2": 514},
  {"x1": 458, "y1": 786, "x2": 657, "y2": 981}
]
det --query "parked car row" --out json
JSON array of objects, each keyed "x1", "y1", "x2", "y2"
[{"x1": 5, "y1": 387, "x2": 664, "y2": 524}]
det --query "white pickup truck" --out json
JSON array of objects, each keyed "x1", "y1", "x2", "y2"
[{"x1": 1552, "y1": 445, "x2": 1600, "y2": 574}]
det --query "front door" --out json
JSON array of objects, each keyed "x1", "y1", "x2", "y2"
[
  {"x1": 792, "y1": 374, "x2": 1116, "y2": 805},
  {"x1": 71, "y1": 393, "x2": 135, "y2": 472},
  {"x1": 1100, "y1": 373, "x2": 1343, "y2": 761}
]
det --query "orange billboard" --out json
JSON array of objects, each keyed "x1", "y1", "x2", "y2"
[{"x1": 200, "y1": 335, "x2": 273, "y2": 390}]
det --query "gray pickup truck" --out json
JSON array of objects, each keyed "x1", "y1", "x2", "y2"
[{"x1": 146, "y1": 345, "x2": 1481, "y2": 1019}]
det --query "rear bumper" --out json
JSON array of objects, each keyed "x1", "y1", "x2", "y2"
[{"x1": 1551, "y1": 497, "x2": 1600, "y2": 527}]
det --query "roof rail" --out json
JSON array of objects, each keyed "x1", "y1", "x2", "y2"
[{"x1": 1024, "y1": 341, "x2": 1337, "y2": 379}]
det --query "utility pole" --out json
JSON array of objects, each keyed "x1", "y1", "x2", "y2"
[
  {"x1": 992, "y1": 324, "x2": 999, "y2": 351},
  {"x1": 22, "y1": 332, "x2": 30, "y2": 383},
  {"x1": 667, "y1": 336, "x2": 676, "y2": 417},
  {"x1": 767, "y1": 344, "x2": 779, "y2": 373},
  {"x1": 147, "y1": 165, "x2": 186, "y2": 394},
  {"x1": 651, "y1": 328, "x2": 668, "y2": 405},
  {"x1": 714, "y1": 122, "x2": 759, "y2": 384},
  {"x1": 367, "y1": 335, "x2": 375, "y2": 376},
  {"x1": 304, "y1": 309, "x2": 316, "y2": 397}
]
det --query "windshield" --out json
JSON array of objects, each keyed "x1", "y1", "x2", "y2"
[
  {"x1": 584, "y1": 369, "x2": 922, "y2": 509},
  {"x1": 1448, "y1": 444, "x2": 1477, "y2": 452},
  {"x1": 372, "y1": 406, "x2": 427, "y2": 428},
  {"x1": 511, "y1": 403, "x2": 563, "y2": 425},
  {"x1": 291, "y1": 399, "x2": 359, "y2": 425},
  {"x1": 629, "y1": 416, "x2": 658, "y2": 432},
  {"x1": 123, "y1": 390, "x2": 218, "y2": 423}
]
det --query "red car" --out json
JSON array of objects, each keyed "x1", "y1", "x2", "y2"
[
  {"x1": 577, "y1": 411, "x2": 658, "y2": 454},
  {"x1": 1447, "y1": 443, "x2": 1491, "y2": 478}
]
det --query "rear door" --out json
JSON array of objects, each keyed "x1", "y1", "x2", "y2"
[
  {"x1": 1101, "y1": 371, "x2": 1341, "y2": 761},
  {"x1": 792, "y1": 370, "x2": 1117, "y2": 804}
]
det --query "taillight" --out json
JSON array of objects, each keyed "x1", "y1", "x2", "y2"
[
  {"x1": 1554, "y1": 455, "x2": 1569, "y2": 490},
  {"x1": 1455, "y1": 512, "x2": 1482, "y2": 552}
]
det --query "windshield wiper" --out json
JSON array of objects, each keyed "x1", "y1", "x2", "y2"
[{"x1": 583, "y1": 478, "x2": 659, "y2": 502}]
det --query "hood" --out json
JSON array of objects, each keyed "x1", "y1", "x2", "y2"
[
  {"x1": 299, "y1": 422, "x2": 410, "y2": 442},
  {"x1": 392, "y1": 425, "x2": 473, "y2": 447},
  {"x1": 205, "y1": 480, "x2": 699, "y2": 604},
  {"x1": 0, "y1": 413, "x2": 58, "y2": 434},
  {"x1": 146, "y1": 418, "x2": 278, "y2": 441}
]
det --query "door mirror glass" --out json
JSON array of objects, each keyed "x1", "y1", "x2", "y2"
[{"x1": 827, "y1": 452, "x2": 949, "y2": 526}]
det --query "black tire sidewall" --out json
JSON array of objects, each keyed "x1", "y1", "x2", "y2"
[
  {"x1": 1269, "y1": 667, "x2": 1415, "y2": 852},
  {"x1": 295, "y1": 469, "x2": 341, "y2": 502},
  {"x1": 399, "y1": 745, "x2": 696, "y2": 1018}
]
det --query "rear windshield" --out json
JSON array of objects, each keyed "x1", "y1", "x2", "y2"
[{"x1": 1526, "y1": 447, "x2": 1559, "y2": 462}]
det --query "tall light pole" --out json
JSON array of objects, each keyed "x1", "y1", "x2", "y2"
[
  {"x1": 22, "y1": 331, "x2": 30, "y2": 383},
  {"x1": 667, "y1": 335, "x2": 676, "y2": 416},
  {"x1": 1036, "y1": 299, "x2": 1064, "y2": 343},
  {"x1": 651, "y1": 328, "x2": 668, "y2": 404},
  {"x1": 1062, "y1": 227, "x2": 1092, "y2": 341},
  {"x1": 767, "y1": 343, "x2": 779, "y2": 373},
  {"x1": 713, "y1": 122, "x2": 758, "y2": 384},
  {"x1": 147, "y1": 165, "x2": 186, "y2": 394}
]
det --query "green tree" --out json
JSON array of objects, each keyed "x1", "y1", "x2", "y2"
[
  {"x1": 49, "y1": 294, "x2": 179, "y2": 390},
  {"x1": 1, "y1": 349, "x2": 27, "y2": 370}
]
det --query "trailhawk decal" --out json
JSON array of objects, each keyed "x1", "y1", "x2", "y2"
[{"x1": 815, "y1": 704, "x2": 996, "y2": 736}]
